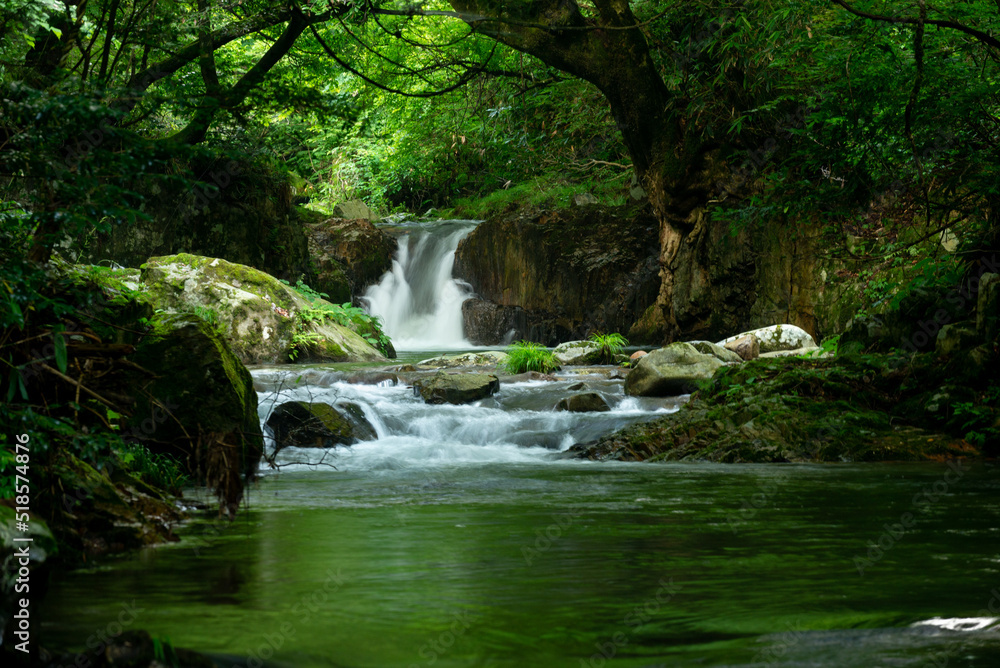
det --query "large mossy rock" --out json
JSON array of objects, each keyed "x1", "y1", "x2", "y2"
[
  {"x1": 454, "y1": 205, "x2": 660, "y2": 345},
  {"x1": 266, "y1": 401, "x2": 377, "y2": 451},
  {"x1": 130, "y1": 318, "x2": 264, "y2": 516},
  {"x1": 417, "y1": 351, "x2": 509, "y2": 368},
  {"x1": 305, "y1": 217, "x2": 396, "y2": 299},
  {"x1": 624, "y1": 343, "x2": 725, "y2": 397},
  {"x1": 139, "y1": 253, "x2": 386, "y2": 364},
  {"x1": 414, "y1": 372, "x2": 500, "y2": 404},
  {"x1": 716, "y1": 324, "x2": 817, "y2": 354}
]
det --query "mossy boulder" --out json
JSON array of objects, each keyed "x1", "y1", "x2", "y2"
[
  {"x1": 130, "y1": 317, "x2": 264, "y2": 516},
  {"x1": 414, "y1": 372, "x2": 500, "y2": 404},
  {"x1": 688, "y1": 340, "x2": 744, "y2": 363},
  {"x1": 625, "y1": 343, "x2": 725, "y2": 397},
  {"x1": 139, "y1": 253, "x2": 386, "y2": 364},
  {"x1": 417, "y1": 351, "x2": 509, "y2": 368},
  {"x1": 266, "y1": 401, "x2": 377, "y2": 451}
]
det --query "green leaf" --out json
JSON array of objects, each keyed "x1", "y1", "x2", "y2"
[
  {"x1": 54, "y1": 330, "x2": 67, "y2": 373},
  {"x1": 18, "y1": 374, "x2": 28, "y2": 401},
  {"x1": 6, "y1": 373, "x2": 17, "y2": 402}
]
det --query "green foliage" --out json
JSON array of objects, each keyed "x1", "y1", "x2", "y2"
[
  {"x1": 589, "y1": 332, "x2": 628, "y2": 365},
  {"x1": 503, "y1": 341, "x2": 560, "y2": 375},
  {"x1": 281, "y1": 279, "x2": 330, "y2": 304},
  {"x1": 951, "y1": 383, "x2": 1000, "y2": 449},
  {"x1": 114, "y1": 442, "x2": 188, "y2": 493}
]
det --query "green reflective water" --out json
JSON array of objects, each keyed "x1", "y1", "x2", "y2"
[{"x1": 41, "y1": 461, "x2": 1000, "y2": 667}]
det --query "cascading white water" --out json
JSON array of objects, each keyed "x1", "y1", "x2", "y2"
[{"x1": 362, "y1": 220, "x2": 479, "y2": 350}]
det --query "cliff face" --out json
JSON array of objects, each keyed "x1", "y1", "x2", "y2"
[
  {"x1": 453, "y1": 205, "x2": 661, "y2": 345},
  {"x1": 454, "y1": 204, "x2": 871, "y2": 346}
]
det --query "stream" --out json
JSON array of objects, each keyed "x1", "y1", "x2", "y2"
[{"x1": 38, "y1": 222, "x2": 1000, "y2": 667}]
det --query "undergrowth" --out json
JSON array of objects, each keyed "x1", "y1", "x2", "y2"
[{"x1": 504, "y1": 341, "x2": 560, "y2": 374}]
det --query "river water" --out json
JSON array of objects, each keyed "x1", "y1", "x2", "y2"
[
  {"x1": 38, "y1": 221, "x2": 1000, "y2": 666},
  {"x1": 40, "y1": 368, "x2": 1000, "y2": 667}
]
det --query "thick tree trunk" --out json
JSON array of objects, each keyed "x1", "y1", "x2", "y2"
[{"x1": 448, "y1": 0, "x2": 710, "y2": 341}]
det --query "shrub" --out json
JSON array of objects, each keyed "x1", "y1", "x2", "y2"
[
  {"x1": 589, "y1": 332, "x2": 628, "y2": 364},
  {"x1": 504, "y1": 341, "x2": 560, "y2": 374}
]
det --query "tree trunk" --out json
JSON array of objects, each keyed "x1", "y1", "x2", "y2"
[{"x1": 448, "y1": 0, "x2": 711, "y2": 341}]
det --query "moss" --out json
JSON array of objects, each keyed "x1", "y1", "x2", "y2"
[{"x1": 578, "y1": 348, "x2": 994, "y2": 463}]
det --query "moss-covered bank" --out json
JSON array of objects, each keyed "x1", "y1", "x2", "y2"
[{"x1": 570, "y1": 349, "x2": 996, "y2": 463}]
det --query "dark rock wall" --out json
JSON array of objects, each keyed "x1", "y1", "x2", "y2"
[{"x1": 454, "y1": 205, "x2": 662, "y2": 345}]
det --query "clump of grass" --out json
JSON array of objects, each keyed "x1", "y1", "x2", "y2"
[
  {"x1": 114, "y1": 442, "x2": 188, "y2": 493},
  {"x1": 504, "y1": 341, "x2": 560, "y2": 374},
  {"x1": 589, "y1": 332, "x2": 628, "y2": 364}
]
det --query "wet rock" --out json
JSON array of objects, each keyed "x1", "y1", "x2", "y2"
[
  {"x1": 305, "y1": 217, "x2": 395, "y2": 298},
  {"x1": 414, "y1": 372, "x2": 500, "y2": 404},
  {"x1": 140, "y1": 253, "x2": 385, "y2": 364},
  {"x1": 573, "y1": 193, "x2": 599, "y2": 206},
  {"x1": 629, "y1": 350, "x2": 647, "y2": 361},
  {"x1": 266, "y1": 401, "x2": 376, "y2": 449},
  {"x1": 936, "y1": 321, "x2": 980, "y2": 356},
  {"x1": 553, "y1": 340, "x2": 603, "y2": 366},
  {"x1": 504, "y1": 371, "x2": 558, "y2": 382},
  {"x1": 333, "y1": 199, "x2": 377, "y2": 220},
  {"x1": 556, "y1": 392, "x2": 611, "y2": 412},
  {"x1": 566, "y1": 381, "x2": 587, "y2": 391},
  {"x1": 688, "y1": 340, "x2": 743, "y2": 364},
  {"x1": 724, "y1": 334, "x2": 760, "y2": 360},
  {"x1": 624, "y1": 342, "x2": 724, "y2": 397},
  {"x1": 717, "y1": 324, "x2": 817, "y2": 354},
  {"x1": 461, "y1": 299, "x2": 527, "y2": 346},
  {"x1": 345, "y1": 371, "x2": 398, "y2": 386}
]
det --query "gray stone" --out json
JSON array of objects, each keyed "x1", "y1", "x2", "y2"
[
  {"x1": 417, "y1": 351, "x2": 509, "y2": 368},
  {"x1": 724, "y1": 334, "x2": 760, "y2": 361},
  {"x1": 556, "y1": 392, "x2": 611, "y2": 412},
  {"x1": 553, "y1": 340, "x2": 602, "y2": 365},
  {"x1": 414, "y1": 372, "x2": 500, "y2": 404},
  {"x1": 624, "y1": 342, "x2": 724, "y2": 397},
  {"x1": 573, "y1": 193, "x2": 599, "y2": 206},
  {"x1": 688, "y1": 340, "x2": 743, "y2": 363},
  {"x1": 759, "y1": 347, "x2": 823, "y2": 358},
  {"x1": 936, "y1": 321, "x2": 980, "y2": 356},
  {"x1": 977, "y1": 273, "x2": 1000, "y2": 342},
  {"x1": 333, "y1": 199, "x2": 376, "y2": 220},
  {"x1": 717, "y1": 324, "x2": 817, "y2": 354}
]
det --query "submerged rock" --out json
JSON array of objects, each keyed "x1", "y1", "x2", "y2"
[
  {"x1": 140, "y1": 253, "x2": 386, "y2": 364},
  {"x1": 414, "y1": 372, "x2": 500, "y2": 404},
  {"x1": 267, "y1": 401, "x2": 377, "y2": 450},
  {"x1": 553, "y1": 340, "x2": 603, "y2": 366},
  {"x1": 717, "y1": 324, "x2": 817, "y2": 354},
  {"x1": 555, "y1": 392, "x2": 611, "y2": 412},
  {"x1": 624, "y1": 343, "x2": 724, "y2": 397}
]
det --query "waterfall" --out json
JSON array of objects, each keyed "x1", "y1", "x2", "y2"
[{"x1": 363, "y1": 220, "x2": 478, "y2": 351}]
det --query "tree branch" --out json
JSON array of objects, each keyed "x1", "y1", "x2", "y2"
[{"x1": 831, "y1": 0, "x2": 1000, "y2": 52}]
